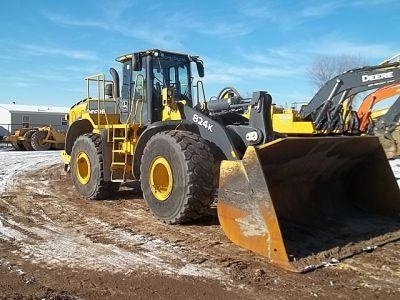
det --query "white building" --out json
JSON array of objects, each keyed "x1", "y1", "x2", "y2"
[{"x1": 0, "y1": 103, "x2": 70, "y2": 138}]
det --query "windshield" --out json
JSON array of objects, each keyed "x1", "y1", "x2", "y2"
[{"x1": 153, "y1": 56, "x2": 191, "y2": 100}]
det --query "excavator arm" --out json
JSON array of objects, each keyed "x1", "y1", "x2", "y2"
[
  {"x1": 374, "y1": 95, "x2": 400, "y2": 133},
  {"x1": 300, "y1": 62, "x2": 400, "y2": 133},
  {"x1": 357, "y1": 83, "x2": 400, "y2": 132}
]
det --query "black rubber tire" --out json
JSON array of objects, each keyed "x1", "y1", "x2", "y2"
[
  {"x1": 22, "y1": 130, "x2": 37, "y2": 151},
  {"x1": 71, "y1": 133, "x2": 119, "y2": 200},
  {"x1": 31, "y1": 130, "x2": 52, "y2": 151},
  {"x1": 140, "y1": 130, "x2": 214, "y2": 224},
  {"x1": 11, "y1": 141, "x2": 24, "y2": 151}
]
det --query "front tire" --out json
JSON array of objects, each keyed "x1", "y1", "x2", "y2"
[
  {"x1": 31, "y1": 130, "x2": 52, "y2": 151},
  {"x1": 11, "y1": 141, "x2": 24, "y2": 151},
  {"x1": 140, "y1": 130, "x2": 214, "y2": 224},
  {"x1": 22, "y1": 130, "x2": 37, "y2": 151},
  {"x1": 71, "y1": 133, "x2": 119, "y2": 199}
]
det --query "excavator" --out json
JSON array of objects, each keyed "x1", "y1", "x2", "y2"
[
  {"x1": 357, "y1": 83, "x2": 400, "y2": 132},
  {"x1": 263, "y1": 62, "x2": 400, "y2": 136},
  {"x1": 62, "y1": 49, "x2": 400, "y2": 272},
  {"x1": 355, "y1": 83, "x2": 400, "y2": 158},
  {"x1": 358, "y1": 55, "x2": 400, "y2": 126},
  {"x1": 373, "y1": 99, "x2": 400, "y2": 138},
  {"x1": 254, "y1": 57, "x2": 400, "y2": 158}
]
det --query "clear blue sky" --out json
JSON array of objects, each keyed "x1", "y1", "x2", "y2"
[{"x1": 0, "y1": 0, "x2": 398, "y2": 108}]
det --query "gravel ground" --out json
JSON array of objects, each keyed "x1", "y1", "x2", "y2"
[{"x1": 0, "y1": 145, "x2": 399, "y2": 299}]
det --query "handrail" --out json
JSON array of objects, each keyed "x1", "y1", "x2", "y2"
[
  {"x1": 85, "y1": 73, "x2": 114, "y2": 126},
  {"x1": 195, "y1": 80, "x2": 206, "y2": 104},
  {"x1": 380, "y1": 53, "x2": 400, "y2": 65},
  {"x1": 130, "y1": 73, "x2": 145, "y2": 126}
]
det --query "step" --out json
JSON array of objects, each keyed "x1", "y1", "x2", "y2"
[
  {"x1": 112, "y1": 150, "x2": 125, "y2": 153},
  {"x1": 111, "y1": 178, "x2": 125, "y2": 183},
  {"x1": 111, "y1": 162, "x2": 127, "y2": 166},
  {"x1": 112, "y1": 137, "x2": 126, "y2": 140}
]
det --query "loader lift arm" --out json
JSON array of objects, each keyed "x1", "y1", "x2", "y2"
[{"x1": 300, "y1": 62, "x2": 400, "y2": 133}]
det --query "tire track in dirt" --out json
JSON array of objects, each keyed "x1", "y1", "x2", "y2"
[
  {"x1": 0, "y1": 157, "x2": 248, "y2": 298},
  {"x1": 0, "y1": 150, "x2": 399, "y2": 299}
]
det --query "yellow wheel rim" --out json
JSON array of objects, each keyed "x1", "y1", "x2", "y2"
[
  {"x1": 76, "y1": 152, "x2": 91, "y2": 185},
  {"x1": 149, "y1": 156, "x2": 173, "y2": 201}
]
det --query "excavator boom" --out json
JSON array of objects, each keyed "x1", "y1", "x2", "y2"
[{"x1": 300, "y1": 62, "x2": 400, "y2": 132}]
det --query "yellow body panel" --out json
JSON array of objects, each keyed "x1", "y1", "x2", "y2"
[
  {"x1": 272, "y1": 113, "x2": 315, "y2": 134},
  {"x1": 68, "y1": 99, "x2": 120, "y2": 127},
  {"x1": 162, "y1": 105, "x2": 182, "y2": 121},
  {"x1": 242, "y1": 109, "x2": 251, "y2": 119},
  {"x1": 371, "y1": 107, "x2": 389, "y2": 120},
  {"x1": 68, "y1": 102, "x2": 89, "y2": 125},
  {"x1": 120, "y1": 140, "x2": 135, "y2": 154},
  {"x1": 61, "y1": 150, "x2": 71, "y2": 164}
]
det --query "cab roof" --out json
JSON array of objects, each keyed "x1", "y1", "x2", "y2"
[{"x1": 116, "y1": 49, "x2": 200, "y2": 63}]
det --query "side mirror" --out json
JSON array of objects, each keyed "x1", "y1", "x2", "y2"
[
  {"x1": 196, "y1": 61, "x2": 204, "y2": 78},
  {"x1": 133, "y1": 53, "x2": 142, "y2": 71}
]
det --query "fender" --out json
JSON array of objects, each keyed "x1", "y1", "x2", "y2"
[
  {"x1": 65, "y1": 119, "x2": 93, "y2": 154},
  {"x1": 180, "y1": 104, "x2": 241, "y2": 160},
  {"x1": 131, "y1": 107, "x2": 242, "y2": 179}
]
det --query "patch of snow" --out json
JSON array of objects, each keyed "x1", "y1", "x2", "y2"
[
  {"x1": 178, "y1": 263, "x2": 223, "y2": 278},
  {"x1": 0, "y1": 150, "x2": 60, "y2": 194},
  {"x1": 0, "y1": 144, "x2": 12, "y2": 150},
  {"x1": 3, "y1": 220, "x2": 226, "y2": 281},
  {"x1": 389, "y1": 159, "x2": 400, "y2": 187},
  {"x1": 0, "y1": 218, "x2": 29, "y2": 241}
]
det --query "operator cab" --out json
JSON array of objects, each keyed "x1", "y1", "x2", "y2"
[{"x1": 112, "y1": 49, "x2": 204, "y2": 125}]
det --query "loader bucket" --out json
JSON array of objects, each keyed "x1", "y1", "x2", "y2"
[{"x1": 217, "y1": 136, "x2": 400, "y2": 272}]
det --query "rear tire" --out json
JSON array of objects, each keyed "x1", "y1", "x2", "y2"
[
  {"x1": 22, "y1": 130, "x2": 36, "y2": 151},
  {"x1": 71, "y1": 133, "x2": 119, "y2": 200},
  {"x1": 140, "y1": 130, "x2": 214, "y2": 224},
  {"x1": 31, "y1": 130, "x2": 52, "y2": 151},
  {"x1": 11, "y1": 141, "x2": 24, "y2": 151}
]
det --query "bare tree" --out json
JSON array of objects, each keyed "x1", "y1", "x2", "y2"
[{"x1": 308, "y1": 54, "x2": 367, "y2": 89}]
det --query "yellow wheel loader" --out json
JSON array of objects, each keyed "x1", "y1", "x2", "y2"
[
  {"x1": 3, "y1": 127, "x2": 36, "y2": 150},
  {"x1": 4, "y1": 125, "x2": 66, "y2": 151},
  {"x1": 62, "y1": 49, "x2": 400, "y2": 272}
]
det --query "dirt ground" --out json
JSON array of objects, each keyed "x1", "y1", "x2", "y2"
[{"x1": 0, "y1": 149, "x2": 399, "y2": 299}]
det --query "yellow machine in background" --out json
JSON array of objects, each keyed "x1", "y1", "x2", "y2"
[
  {"x1": 4, "y1": 125, "x2": 65, "y2": 151},
  {"x1": 271, "y1": 106, "x2": 314, "y2": 134}
]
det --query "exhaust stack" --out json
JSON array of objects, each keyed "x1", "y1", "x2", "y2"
[{"x1": 109, "y1": 68, "x2": 120, "y2": 99}]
